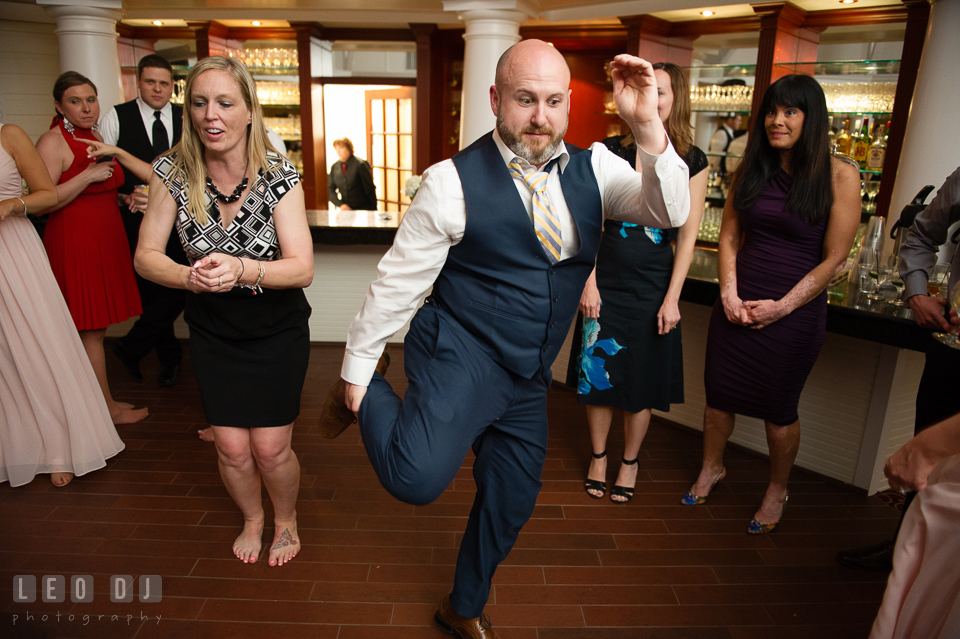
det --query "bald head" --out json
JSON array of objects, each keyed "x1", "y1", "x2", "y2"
[
  {"x1": 494, "y1": 39, "x2": 570, "y2": 93},
  {"x1": 490, "y1": 39, "x2": 571, "y2": 167}
]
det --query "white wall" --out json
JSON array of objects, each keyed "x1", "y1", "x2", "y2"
[{"x1": 0, "y1": 18, "x2": 61, "y2": 141}]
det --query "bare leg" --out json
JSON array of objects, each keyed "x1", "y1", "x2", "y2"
[
  {"x1": 213, "y1": 426, "x2": 264, "y2": 563},
  {"x1": 611, "y1": 409, "x2": 651, "y2": 502},
  {"x1": 79, "y1": 329, "x2": 148, "y2": 424},
  {"x1": 753, "y1": 420, "x2": 799, "y2": 525},
  {"x1": 690, "y1": 406, "x2": 736, "y2": 496},
  {"x1": 251, "y1": 425, "x2": 301, "y2": 567},
  {"x1": 585, "y1": 405, "x2": 614, "y2": 497}
]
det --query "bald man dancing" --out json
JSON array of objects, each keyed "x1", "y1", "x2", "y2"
[{"x1": 319, "y1": 41, "x2": 690, "y2": 638}]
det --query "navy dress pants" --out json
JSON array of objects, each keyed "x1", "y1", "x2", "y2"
[{"x1": 358, "y1": 304, "x2": 550, "y2": 618}]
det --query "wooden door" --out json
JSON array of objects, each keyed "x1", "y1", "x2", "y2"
[{"x1": 365, "y1": 88, "x2": 415, "y2": 214}]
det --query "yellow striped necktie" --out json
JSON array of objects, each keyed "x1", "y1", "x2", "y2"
[{"x1": 508, "y1": 159, "x2": 562, "y2": 264}]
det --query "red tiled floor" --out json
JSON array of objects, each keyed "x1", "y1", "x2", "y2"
[{"x1": 0, "y1": 343, "x2": 898, "y2": 638}]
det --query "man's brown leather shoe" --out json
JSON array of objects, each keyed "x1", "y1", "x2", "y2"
[
  {"x1": 434, "y1": 594, "x2": 501, "y2": 639},
  {"x1": 317, "y1": 353, "x2": 389, "y2": 439}
]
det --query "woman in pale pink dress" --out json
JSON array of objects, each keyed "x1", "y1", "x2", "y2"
[
  {"x1": 871, "y1": 409, "x2": 960, "y2": 638},
  {"x1": 0, "y1": 114, "x2": 124, "y2": 487}
]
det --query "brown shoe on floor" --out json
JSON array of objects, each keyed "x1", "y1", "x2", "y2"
[
  {"x1": 434, "y1": 594, "x2": 501, "y2": 639},
  {"x1": 318, "y1": 353, "x2": 390, "y2": 439}
]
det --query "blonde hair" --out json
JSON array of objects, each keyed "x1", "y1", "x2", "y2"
[
  {"x1": 160, "y1": 56, "x2": 280, "y2": 226},
  {"x1": 619, "y1": 62, "x2": 693, "y2": 159}
]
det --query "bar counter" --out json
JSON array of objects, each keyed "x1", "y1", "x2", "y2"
[{"x1": 234, "y1": 215, "x2": 928, "y2": 495}]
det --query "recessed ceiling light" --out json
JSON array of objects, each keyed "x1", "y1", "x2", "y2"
[
  {"x1": 701, "y1": 10, "x2": 715, "y2": 16},
  {"x1": 839, "y1": 0, "x2": 856, "y2": 4},
  {"x1": 251, "y1": 20, "x2": 262, "y2": 26},
  {"x1": 152, "y1": 20, "x2": 162, "y2": 26}
]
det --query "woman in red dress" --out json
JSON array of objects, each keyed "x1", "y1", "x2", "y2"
[{"x1": 36, "y1": 71, "x2": 148, "y2": 424}]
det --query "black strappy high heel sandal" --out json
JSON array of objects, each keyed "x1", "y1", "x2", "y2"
[
  {"x1": 584, "y1": 450, "x2": 607, "y2": 499},
  {"x1": 610, "y1": 457, "x2": 639, "y2": 503}
]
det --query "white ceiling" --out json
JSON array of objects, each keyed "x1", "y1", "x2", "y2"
[
  {"x1": 1, "y1": 0, "x2": 907, "y2": 34},
  {"x1": 114, "y1": 0, "x2": 905, "y2": 28}
]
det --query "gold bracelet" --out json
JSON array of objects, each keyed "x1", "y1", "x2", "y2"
[{"x1": 254, "y1": 261, "x2": 265, "y2": 288}]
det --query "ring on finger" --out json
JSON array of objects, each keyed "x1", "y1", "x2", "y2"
[{"x1": 218, "y1": 276, "x2": 223, "y2": 287}]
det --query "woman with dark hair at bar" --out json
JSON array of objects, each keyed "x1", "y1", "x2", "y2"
[
  {"x1": 680, "y1": 75, "x2": 860, "y2": 533},
  {"x1": 36, "y1": 71, "x2": 148, "y2": 425},
  {"x1": 579, "y1": 62, "x2": 708, "y2": 503}
]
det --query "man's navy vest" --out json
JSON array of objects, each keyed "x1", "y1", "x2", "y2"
[
  {"x1": 433, "y1": 131, "x2": 603, "y2": 379},
  {"x1": 115, "y1": 99, "x2": 183, "y2": 195}
]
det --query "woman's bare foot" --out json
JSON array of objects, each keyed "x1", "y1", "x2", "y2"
[
  {"x1": 586, "y1": 454, "x2": 607, "y2": 498},
  {"x1": 50, "y1": 472, "x2": 74, "y2": 487},
  {"x1": 233, "y1": 514, "x2": 264, "y2": 564},
  {"x1": 117, "y1": 402, "x2": 134, "y2": 410},
  {"x1": 111, "y1": 405, "x2": 149, "y2": 424},
  {"x1": 268, "y1": 519, "x2": 300, "y2": 567},
  {"x1": 198, "y1": 427, "x2": 215, "y2": 442}
]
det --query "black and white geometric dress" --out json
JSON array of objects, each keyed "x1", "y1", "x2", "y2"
[{"x1": 154, "y1": 152, "x2": 312, "y2": 428}]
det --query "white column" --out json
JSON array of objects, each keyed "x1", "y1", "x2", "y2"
[
  {"x1": 38, "y1": 0, "x2": 124, "y2": 110},
  {"x1": 886, "y1": 0, "x2": 960, "y2": 252},
  {"x1": 445, "y1": 2, "x2": 535, "y2": 149}
]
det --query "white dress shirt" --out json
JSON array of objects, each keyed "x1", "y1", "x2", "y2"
[
  {"x1": 98, "y1": 97, "x2": 174, "y2": 148},
  {"x1": 342, "y1": 130, "x2": 691, "y2": 386}
]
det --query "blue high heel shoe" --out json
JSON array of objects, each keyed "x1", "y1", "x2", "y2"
[
  {"x1": 680, "y1": 467, "x2": 726, "y2": 506},
  {"x1": 747, "y1": 490, "x2": 789, "y2": 534}
]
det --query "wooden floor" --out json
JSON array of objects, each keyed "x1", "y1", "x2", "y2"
[{"x1": 1, "y1": 342, "x2": 897, "y2": 638}]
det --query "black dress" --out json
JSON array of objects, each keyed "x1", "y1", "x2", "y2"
[
  {"x1": 155, "y1": 153, "x2": 311, "y2": 427},
  {"x1": 576, "y1": 138, "x2": 707, "y2": 413}
]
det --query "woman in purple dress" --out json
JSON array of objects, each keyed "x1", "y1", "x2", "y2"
[{"x1": 681, "y1": 75, "x2": 861, "y2": 533}]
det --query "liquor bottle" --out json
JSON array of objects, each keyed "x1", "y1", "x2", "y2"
[
  {"x1": 853, "y1": 119, "x2": 872, "y2": 168},
  {"x1": 867, "y1": 124, "x2": 887, "y2": 171},
  {"x1": 837, "y1": 119, "x2": 853, "y2": 156},
  {"x1": 827, "y1": 115, "x2": 837, "y2": 148}
]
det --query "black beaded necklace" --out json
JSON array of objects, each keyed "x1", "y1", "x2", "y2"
[{"x1": 206, "y1": 163, "x2": 249, "y2": 204}]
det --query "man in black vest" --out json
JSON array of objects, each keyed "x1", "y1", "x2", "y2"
[
  {"x1": 99, "y1": 54, "x2": 185, "y2": 386},
  {"x1": 318, "y1": 41, "x2": 690, "y2": 637}
]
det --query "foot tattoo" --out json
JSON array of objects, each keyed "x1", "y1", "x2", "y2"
[{"x1": 268, "y1": 525, "x2": 300, "y2": 567}]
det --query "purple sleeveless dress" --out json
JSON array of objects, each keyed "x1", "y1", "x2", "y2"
[{"x1": 704, "y1": 169, "x2": 828, "y2": 426}]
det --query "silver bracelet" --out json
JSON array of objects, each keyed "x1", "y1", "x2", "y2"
[{"x1": 16, "y1": 197, "x2": 27, "y2": 216}]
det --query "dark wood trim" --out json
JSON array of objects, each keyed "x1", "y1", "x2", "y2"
[
  {"x1": 295, "y1": 28, "x2": 322, "y2": 210},
  {"x1": 316, "y1": 27, "x2": 415, "y2": 42},
  {"x1": 221, "y1": 27, "x2": 297, "y2": 40},
  {"x1": 670, "y1": 16, "x2": 761, "y2": 37},
  {"x1": 313, "y1": 76, "x2": 417, "y2": 86},
  {"x1": 875, "y1": 0, "x2": 930, "y2": 219},
  {"x1": 750, "y1": 3, "x2": 811, "y2": 122},
  {"x1": 520, "y1": 24, "x2": 630, "y2": 40},
  {"x1": 803, "y1": 6, "x2": 909, "y2": 28},
  {"x1": 411, "y1": 23, "x2": 440, "y2": 173}
]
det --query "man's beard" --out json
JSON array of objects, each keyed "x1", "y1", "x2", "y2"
[{"x1": 497, "y1": 109, "x2": 566, "y2": 166}]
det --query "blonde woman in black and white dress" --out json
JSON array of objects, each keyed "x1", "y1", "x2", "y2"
[{"x1": 101, "y1": 56, "x2": 314, "y2": 568}]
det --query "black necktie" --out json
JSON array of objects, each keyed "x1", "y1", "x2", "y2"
[{"x1": 152, "y1": 111, "x2": 169, "y2": 156}]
